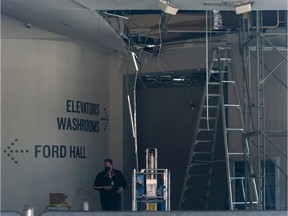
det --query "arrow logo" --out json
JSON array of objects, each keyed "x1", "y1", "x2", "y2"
[
  {"x1": 100, "y1": 107, "x2": 109, "y2": 131},
  {"x1": 3, "y1": 139, "x2": 30, "y2": 164}
]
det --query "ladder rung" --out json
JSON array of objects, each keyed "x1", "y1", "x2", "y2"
[
  {"x1": 206, "y1": 93, "x2": 220, "y2": 97},
  {"x1": 210, "y1": 69, "x2": 228, "y2": 73},
  {"x1": 224, "y1": 104, "x2": 240, "y2": 108},
  {"x1": 230, "y1": 177, "x2": 245, "y2": 180},
  {"x1": 208, "y1": 82, "x2": 220, "y2": 85},
  {"x1": 200, "y1": 117, "x2": 216, "y2": 120},
  {"x1": 198, "y1": 128, "x2": 215, "y2": 132},
  {"x1": 195, "y1": 140, "x2": 213, "y2": 143},
  {"x1": 232, "y1": 201, "x2": 259, "y2": 205},
  {"x1": 218, "y1": 47, "x2": 230, "y2": 50},
  {"x1": 228, "y1": 152, "x2": 244, "y2": 156},
  {"x1": 190, "y1": 162, "x2": 210, "y2": 166},
  {"x1": 203, "y1": 105, "x2": 218, "y2": 108},
  {"x1": 226, "y1": 128, "x2": 244, "y2": 132},
  {"x1": 212, "y1": 57, "x2": 231, "y2": 61},
  {"x1": 211, "y1": 159, "x2": 226, "y2": 163},
  {"x1": 193, "y1": 151, "x2": 212, "y2": 154},
  {"x1": 222, "y1": 80, "x2": 235, "y2": 84}
]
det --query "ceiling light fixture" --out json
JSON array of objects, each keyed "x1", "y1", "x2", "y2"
[
  {"x1": 234, "y1": 1, "x2": 252, "y2": 14},
  {"x1": 158, "y1": 0, "x2": 179, "y2": 15},
  {"x1": 204, "y1": 1, "x2": 253, "y2": 14}
]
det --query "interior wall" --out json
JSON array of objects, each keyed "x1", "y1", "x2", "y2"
[{"x1": 1, "y1": 15, "x2": 118, "y2": 215}]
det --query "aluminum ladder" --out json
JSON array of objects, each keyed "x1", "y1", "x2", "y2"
[
  {"x1": 179, "y1": 47, "x2": 258, "y2": 210},
  {"x1": 178, "y1": 48, "x2": 222, "y2": 210},
  {"x1": 215, "y1": 47, "x2": 258, "y2": 210}
]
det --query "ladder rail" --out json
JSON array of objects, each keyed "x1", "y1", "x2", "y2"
[
  {"x1": 227, "y1": 48, "x2": 259, "y2": 208},
  {"x1": 204, "y1": 88, "x2": 222, "y2": 209},
  {"x1": 218, "y1": 47, "x2": 259, "y2": 209},
  {"x1": 217, "y1": 49, "x2": 234, "y2": 210},
  {"x1": 203, "y1": 47, "x2": 223, "y2": 210},
  {"x1": 178, "y1": 81, "x2": 210, "y2": 210},
  {"x1": 179, "y1": 56, "x2": 221, "y2": 209}
]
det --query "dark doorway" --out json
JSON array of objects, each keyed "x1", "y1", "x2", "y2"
[{"x1": 123, "y1": 71, "x2": 206, "y2": 210}]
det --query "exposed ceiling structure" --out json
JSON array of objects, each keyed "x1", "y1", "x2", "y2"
[{"x1": 2, "y1": 0, "x2": 287, "y2": 55}]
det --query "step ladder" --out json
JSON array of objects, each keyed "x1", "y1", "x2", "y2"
[
  {"x1": 178, "y1": 48, "x2": 222, "y2": 210},
  {"x1": 179, "y1": 47, "x2": 258, "y2": 210},
  {"x1": 216, "y1": 47, "x2": 259, "y2": 210}
]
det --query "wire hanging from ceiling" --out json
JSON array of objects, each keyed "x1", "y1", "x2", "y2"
[
  {"x1": 157, "y1": 12, "x2": 166, "y2": 73},
  {"x1": 205, "y1": 10, "x2": 210, "y2": 130}
]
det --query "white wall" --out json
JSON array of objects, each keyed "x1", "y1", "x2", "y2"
[{"x1": 1, "y1": 15, "x2": 121, "y2": 215}]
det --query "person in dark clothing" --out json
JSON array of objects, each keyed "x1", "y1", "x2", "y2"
[{"x1": 93, "y1": 158, "x2": 127, "y2": 210}]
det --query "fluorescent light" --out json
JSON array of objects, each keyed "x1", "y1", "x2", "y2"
[
  {"x1": 146, "y1": 44, "x2": 156, "y2": 48},
  {"x1": 173, "y1": 78, "x2": 185, "y2": 81},
  {"x1": 102, "y1": 11, "x2": 129, "y2": 20}
]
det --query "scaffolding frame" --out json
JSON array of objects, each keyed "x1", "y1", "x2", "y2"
[{"x1": 240, "y1": 11, "x2": 288, "y2": 210}]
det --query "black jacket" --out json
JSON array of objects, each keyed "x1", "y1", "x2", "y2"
[{"x1": 93, "y1": 169, "x2": 127, "y2": 202}]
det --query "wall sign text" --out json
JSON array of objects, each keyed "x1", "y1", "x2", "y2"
[
  {"x1": 57, "y1": 100, "x2": 100, "y2": 133},
  {"x1": 35, "y1": 145, "x2": 87, "y2": 158}
]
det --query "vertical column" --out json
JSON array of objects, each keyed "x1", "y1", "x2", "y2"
[{"x1": 256, "y1": 10, "x2": 265, "y2": 210}]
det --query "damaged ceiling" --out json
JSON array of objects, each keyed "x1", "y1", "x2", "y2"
[
  {"x1": 102, "y1": 9, "x2": 286, "y2": 55},
  {"x1": 1, "y1": 0, "x2": 287, "y2": 54}
]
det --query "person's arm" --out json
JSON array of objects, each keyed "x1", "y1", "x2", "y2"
[
  {"x1": 121, "y1": 172, "x2": 127, "y2": 190},
  {"x1": 93, "y1": 174, "x2": 101, "y2": 190},
  {"x1": 93, "y1": 173, "x2": 112, "y2": 190},
  {"x1": 116, "y1": 171, "x2": 127, "y2": 193}
]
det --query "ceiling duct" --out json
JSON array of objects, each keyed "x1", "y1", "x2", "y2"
[{"x1": 213, "y1": 10, "x2": 223, "y2": 29}]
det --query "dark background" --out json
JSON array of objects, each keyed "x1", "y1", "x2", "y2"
[{"x1": 123, "y1": 72, "x2": 227, "y2": 210}]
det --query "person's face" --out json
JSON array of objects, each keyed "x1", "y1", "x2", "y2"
[{"x1": 104, "y1": 162, "x2": 112, "y2": 171}]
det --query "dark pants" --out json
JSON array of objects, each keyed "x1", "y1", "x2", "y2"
[{"x1": 101, "y1": 200, "x2": 121, "y2": 211}]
